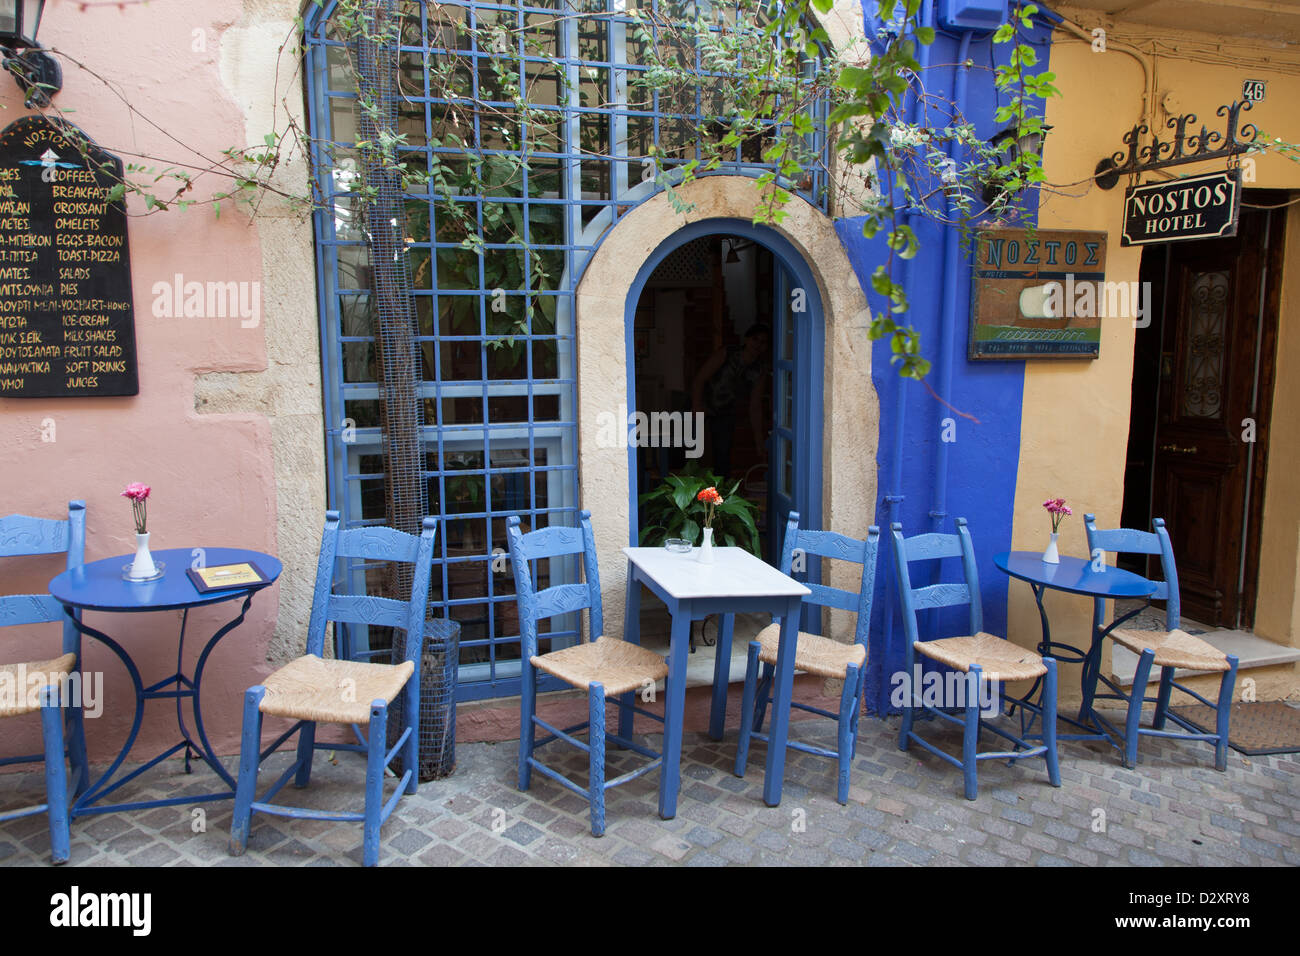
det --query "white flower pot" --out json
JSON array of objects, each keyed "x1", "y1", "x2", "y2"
[{"x1": 1042, "y1": 532, "x2": 1060, "y2": 564}]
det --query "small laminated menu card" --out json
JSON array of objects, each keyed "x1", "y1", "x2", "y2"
[{"x1": 186, "y1": 562, "x2": 270, "y2": 594}]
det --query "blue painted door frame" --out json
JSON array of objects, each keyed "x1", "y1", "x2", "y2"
[{"x1": 623, "y1": 217, "x2": 825, "y2": 622}]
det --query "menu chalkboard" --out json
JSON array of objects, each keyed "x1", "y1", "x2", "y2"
[{"x1": 0, "y1": 115, "x2": 138, "y2": 398}]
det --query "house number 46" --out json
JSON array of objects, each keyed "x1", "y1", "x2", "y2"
[{"x1": 1242, "y1": 79, "x2": 1266, "y2": 102}]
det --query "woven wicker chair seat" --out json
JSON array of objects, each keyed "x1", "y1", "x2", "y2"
[
  {"x1": 1110, "y1": 627, "x2": 1229, "y2": 672},
  {"x1": 754, "y1": 623, "x2": 865, "y2": 680},
  {"x1": 0, "y1": 653, "x2": 76, "y2": 718},
  {"x1": 258, "y1": 654, "x2": 415, "y2": 724},
  {"x1": 914, "y1": 633, "x2": 1046, "y2": 682},
  {"x1": 531, "y1": 636, "x2": 668, "y2": 696}
]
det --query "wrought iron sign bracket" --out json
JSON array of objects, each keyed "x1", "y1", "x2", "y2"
[{"x1": 1094, "y1": 100, "x2": 1258, "y2": 190}]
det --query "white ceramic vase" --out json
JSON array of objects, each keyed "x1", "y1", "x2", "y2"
[
  {"x1": 1042, "y1": 531, "x2": 1060, "y2": 564},
  {"x1": 129, "y1": 531, "x2": 158, "y2": 579},
  {"x1": 698, "y1": 527, "x2": 714, "y2": 564}
]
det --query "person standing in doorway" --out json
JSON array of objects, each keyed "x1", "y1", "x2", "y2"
[{"x1": 692, "y1": 323, "x2": 770, "y2": 479}]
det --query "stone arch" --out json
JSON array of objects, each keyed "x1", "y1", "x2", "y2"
[{"x1": 575, "y1": 174, "x2": 878, "y2": 636}]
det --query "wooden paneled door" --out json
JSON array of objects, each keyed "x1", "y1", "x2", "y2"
[{"x1": 1148, "y1": 200, "x2": 1285, "y2": 628}]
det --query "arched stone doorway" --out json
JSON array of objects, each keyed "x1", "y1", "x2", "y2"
[{"x1": 575, "y1": 175, "x2": 878, "y2": 641}]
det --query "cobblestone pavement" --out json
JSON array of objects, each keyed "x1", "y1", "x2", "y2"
[{"x1": 1, "y1": 711, "x2": 1297, "y2": 867}]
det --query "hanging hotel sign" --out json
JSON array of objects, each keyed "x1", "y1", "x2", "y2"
[
  {"x1": 0, "y1": 115, "x2": 138, "y2": 398},
  {"x1": 969, "y1": 228, "x2": 1108, "y2": 360},
  {"x1": 1121, "y1": 169, "x2": 1241, "y2": 246}
]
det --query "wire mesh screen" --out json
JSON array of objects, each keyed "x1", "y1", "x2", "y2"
[
  {"x1": 353, "y1": 1, "x2": 457, "y2": 769},
  {"x1": 413, "y1": 618, "x2": 460, "y2": 780},
  {"x1": 354, "y1": 0, "x2": 428, "y2": 555}
]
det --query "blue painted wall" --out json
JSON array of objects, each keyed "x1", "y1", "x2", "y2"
[{"x1": 837, "y1": 3, "x2": 1057, "y2": 713}]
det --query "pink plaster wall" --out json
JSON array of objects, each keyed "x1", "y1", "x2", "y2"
[{"x1": 0, "y1": 2, "x2": 285, "y2": 768}]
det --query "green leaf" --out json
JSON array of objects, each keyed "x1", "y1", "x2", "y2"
[
  {"x1": 827, "y1": 102, "x2": 871, "y2": 124},
  {"x1": 870, "y1": 268, "x2": 894, "y2": 296},
  {"x1": 639, "y1": 524, "x2": 666, "y2": 545},
  {"x1": 836, "y1": 66, "x2": 873, "y2": 91},
  {"x1": 680, "y1": 518, "x2": 700, "y2": 545}
]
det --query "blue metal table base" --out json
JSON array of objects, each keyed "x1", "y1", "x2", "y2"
[
  {"x1": 65, "y1": 595, "x2": 254, "y2": 815},
  {"x1": 1017, "y1": 584, "x2": 1150, "y2": 747}
]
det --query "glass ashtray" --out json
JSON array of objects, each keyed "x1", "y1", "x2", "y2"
[
  {"x1": 664, "y1": 538, "x2": 691, "y2": 553},
  {"x1": 121, "y1": 561, "x2": 165, "y2": 582}
]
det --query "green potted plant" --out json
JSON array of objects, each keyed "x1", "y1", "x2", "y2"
[{"x1": 638, "y1": 464, "x2": 761, "y2": 556}]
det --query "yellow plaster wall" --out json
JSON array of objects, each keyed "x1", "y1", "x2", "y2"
[
  {"x1": 1010, "y1": 25, "x2": 1300, "y2": 702},
  {"x1": 1260, "y1": 209, "x2": 1300, "y2": 646}
]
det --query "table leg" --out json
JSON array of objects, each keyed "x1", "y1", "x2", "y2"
[
  {"x1": 762, "y1": 596, "x2": 802, "y2": 807},
  {"x1": 1079, "y1": 613, "x2": 1104, "y2": 726},
  {"x1": 618, "y1": 564, "x2": 641, "y2": 744},
  {"x1": 658, "y1": 599, "x2": 692, "y2": 820},
  {"x1": 188, "y1": 594, "x2": 255, "y2": 789},
  {"x1": 1081, "y1": 598, "x2": 1148, "y2": 729},
  {"x1": 174, "y1": 608, "x2": 195, "y2": 773},
  {"x1": 1021, "y1": 583, "x2": 1050, "y2": 710},
  {"x1": 63, "y1": 612, "x2": 147, "y2": 813},
  {"x1": 62, "y1": 612, "x2": 90, "y2": 798},
  {"x1": 707, "y1": 613, "x2": 735, "y2": 741}
]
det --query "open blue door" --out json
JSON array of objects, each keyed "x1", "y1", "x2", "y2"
[
  {"x1": 770, "y1": 265, "x2": 797, "y2": 558},
  {"x1": 769, "y1": 262, "x2": 821, "y2": 632}
]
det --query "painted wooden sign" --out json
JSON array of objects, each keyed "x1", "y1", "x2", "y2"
[
  {"x1": 1121, "y1": 169, "x2": 1240, "y2": 246},
  {"x1": 969, "y1": 228, "x2": 1108, "y2": 360},
  {"x1": 0, "y1": 115, "x2": 137, "y2": 398}
]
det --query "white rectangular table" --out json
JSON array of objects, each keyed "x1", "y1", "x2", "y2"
[{"x1": 621, "y1": 545, "x2": 810, "y2": 815}]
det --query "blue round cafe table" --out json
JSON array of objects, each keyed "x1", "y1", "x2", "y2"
[
  {"x1": 994, "y1": 551, "x2": 1157, "y2": 742},
  {"x1": 48, "y1": 547, "x2": 282, "y2": 816}
]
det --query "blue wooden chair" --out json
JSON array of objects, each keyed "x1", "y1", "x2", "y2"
[
  {"x1": 0, "y1": 500, "x2": 90, "y2": 864},
  {"x1": 890, "y1": 519, "x2": 1061, "y2": 800},
  {"x1": 507, "y1": 510, "x2": 668, "y2": 837},
  {"x1": 229, "y1": 512, "x2": 443, "y2": 866},
  {"x1": 1082, "y1": 514, "x2": 1239, "y2": 770},
  {"x1": 733, "y1": 513, "x2": 878, "y2": 804}
]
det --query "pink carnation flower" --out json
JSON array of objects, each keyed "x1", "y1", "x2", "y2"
[
  {"x1": 121, "y1": 482, "x2": 151, "y2": 501},
  {"x1": 1043, "y1": 496, "x2": 1071, "y2": 532}
]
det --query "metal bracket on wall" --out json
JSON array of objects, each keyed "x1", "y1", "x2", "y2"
[{"x1": 1094, "y1": 100, "x2": 1258, "y2": 190}]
